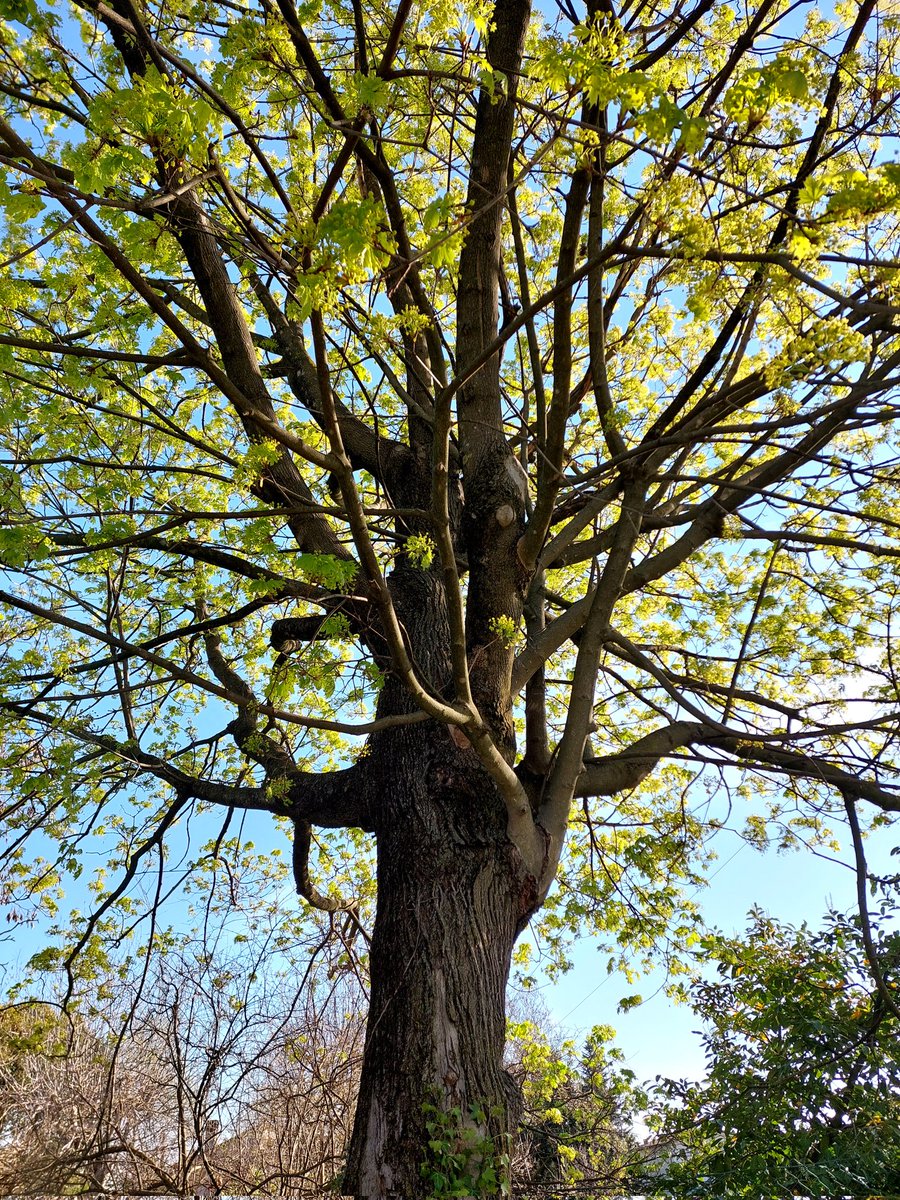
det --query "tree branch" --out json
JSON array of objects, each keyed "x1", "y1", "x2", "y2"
[
  {"x1": 842, "y1": 791, "x2": 900, "y2": 1021},
  {"x1": 538, "y1": 481, "x2": 646, "y2": 890},
  {"x1": 249, "y1": 275, "x2": 402, "y2": 481},
  {"x1": 518, "y1": 160, "x2": 590, "y2": 568},
  {"x1": 198, "y1": 598, "x2": 298, "y2": 779},
  {"x1": 575, "y1": 721, "x2": 708, "y2": 797},
  {"x1": 722, "y1": 740, "x2": 900, "y2": 813},
  {"x1": 0, "y1": 117, "x2": 339, "y2": 480},
  {"x1": 511, "y1": 588, "x2": 595, "y2": 697},
  {"x1": 1, "y1": 695, "x2": 372, "y2": 829},
  {"x1": 291, "y1": 817, "x2": 357, "y2": 912},
  {"x1": 0, "y1": 588, "x2": 422, "y2": 736}
]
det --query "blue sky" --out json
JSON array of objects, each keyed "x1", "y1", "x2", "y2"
[{"x1": 538, "y1": 819, "x2": 898, "y2": 1084}]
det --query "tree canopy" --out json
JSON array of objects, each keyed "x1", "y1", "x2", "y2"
[{"x1": 2, "y1": 0, "x2": 900, "y2": 1192}]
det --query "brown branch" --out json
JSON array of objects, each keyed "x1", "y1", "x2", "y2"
[
  {"x1": 508, "y1": 176, "x2": 548, "y2": 451},
  {"x1": 522, "y1": 571, "x2": 550, "y2": 775},
  {"x1": 78, "y1": 0, "x2": 294, "y2": 212},
  {"x1": 518, "y1": 161, "x2": 590, "y2": 569},
  {"x1": 50, "y1": 530, "x2": 324, "y2": 598},
  {"x1": 724, "y1": 740, "x2": 900, "y2": 813},
  {"x1": 586, "y1": 146, "x2": 627, "y2": 464},
  {"x1": 0, "y1": 696, "x2": 372, "y2": 829},
  {"x1": 842, "y1": 791, "x2": 900, "y2": 1022},
  {"x1": 377, "y1": 0, "x2": 414, "y2": 76},
  {"x1": 575, "y1": 721, "x2": 708, "y2": 797},
  {"x1": 538, "y1": 481, "x2": 646, "y2": 889},
  {"x1": 249, "y1": 276, "x2": 401, "y2": 481},
  {"x1": 291, "y1": 817, "x2": 356, "y2": 912},
  {"x1": 198, "y1": 599, "x2": 297, "y2": 779},
  {"x1": 538, "y1": 480, "x2": 621, "y2": 570},
  {"x1": 456, "y1": 0, "x2": 531, "y2": 483},
  {"x1": 576, "y1": 721, "x2": 900, "y2": 823},
  {"x1": 164, "y1": 190, "x2": 350, "y2": 557},
  {"x1": 631, "y1": 0, "x2": 717, "y2": 71},
  {"x1": 0, "y1": 588, "x2": 423, "y2": 736},
  {"x1": 0, "y1": 118, "x2": 338, "y2": 477},
  {"x1": 737, "y1": 527, "x2": 900, "y2": 560},
  {"x1": 511, "y1": 588, "x2": 595, "y2": 697},
  {"x1": 0, "y1": 331, "x2": 192, "y2": 367},
  {"x1": 63, "y1": 790, "x2": 190, "y2": 999}
]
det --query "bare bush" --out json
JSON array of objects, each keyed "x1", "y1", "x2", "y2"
[{"x1": 0, "y1": 942, "x2": 365, "y2": 1195}]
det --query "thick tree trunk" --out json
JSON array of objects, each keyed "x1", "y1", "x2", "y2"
[{"x1": 343, "y1": 725, "x2": 533, "y2": 1198}]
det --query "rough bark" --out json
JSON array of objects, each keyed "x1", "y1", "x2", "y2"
[
  {"x1": 341, "y1": 551, "x2": 539, "y2": 1197},
  {"x1": 344, "y1": 726, "x2": 530, "y2": 1199}
]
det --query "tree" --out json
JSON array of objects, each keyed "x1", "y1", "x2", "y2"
[
  {"x1": 506, "y1": 1015, "x2": 645, "y2": 1196},
  {"x1": 0, "y1": 975, "x2": 365, "y2": 1196},
  {"x1": 646, "y1": 889, "x2": 900, "y2": 1198},
  {"x1": 0, "y1": 900, "x2": 366, "y2": 1195},
  {"x1": 2, "y1": 0, "x2": 900, "y2": 1191}
]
